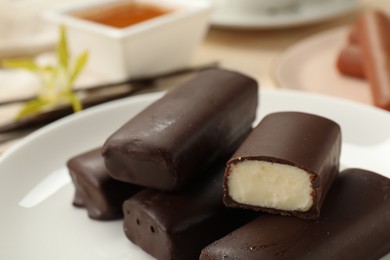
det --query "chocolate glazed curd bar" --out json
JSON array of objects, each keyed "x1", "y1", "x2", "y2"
[
  {"x1": 201, "y1": 169, "x2": 390, "y2": 260},
  {"x1": 122, "y1": 161, "x2": 257, "y2": 260},
  {"x1": 102, "y1": 68, "x2": 258, "y2": 191},
  {"x1": 224, "y1": 112, "x2": 341, "y2": 220},
  {"x1": 67, "y1": 148, "x2": 142, "y2": 220}
]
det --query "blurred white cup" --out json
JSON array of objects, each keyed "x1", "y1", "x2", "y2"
[{"x1": 216, "y1": 0, "x2": 304, "y2": 13}]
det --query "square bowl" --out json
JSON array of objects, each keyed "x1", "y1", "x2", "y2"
[{"x1": 44, "y1": 0, "x2": 212, "y2": 81}]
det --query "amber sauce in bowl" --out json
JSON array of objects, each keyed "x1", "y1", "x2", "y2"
[{"x1": 73, "y1": 1, "x2": 173, "y2": 28}]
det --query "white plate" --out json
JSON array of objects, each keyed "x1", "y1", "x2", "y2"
[
  {"x1": 210, "y1": 0, "x2": 358, "y2": 29},
  {"x1": 0, "y1": 0, "x2": 88, "y2": 58},
  {"x1": 0, "y1": 32, "x2": 56, "y2": 59},
  {"x1": 275, "y1": 26, "x2": 372, "y2": 105},
  {"x1": 0, "y1": 1, "x2": 57, "y2": 58},
  {"x1": 0, "y1": 89, "x2": 389, "y2": 259}
]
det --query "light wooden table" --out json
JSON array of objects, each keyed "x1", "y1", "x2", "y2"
[{"x1": 0, "y1": 0, "x2": 388, "y2": 154}]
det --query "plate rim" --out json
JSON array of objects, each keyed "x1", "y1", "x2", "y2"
[
  {"x1": 271, "y1": 24, "x2": 375, "y2": 106},
  {"x1": 274, "y1": 25, "x2": 350, "y2": 87},
  {"x1": 0, "y1": 91, "x2": 164, "y2": 163}
]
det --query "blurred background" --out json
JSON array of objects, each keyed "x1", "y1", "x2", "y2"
[{"x1": 0, "y1": 0, "x2": 389, "y2": 152}]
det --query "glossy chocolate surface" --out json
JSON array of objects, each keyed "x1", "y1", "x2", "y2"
[
  {"x1": 123, "y1": 161, "x2": 257, "y2": 260},
  {"x1": 202, "y1": 168, "x2": 390, "y2": 260},
  {"x1": 224, "y1": 112, "x2": 341, "y2": 219},
  {"x1": 102, "y1": 68, "x2": 258, "y2": 191},
  {"x1": 67, "y1": 148, "x2": 142, "y2": 220}
]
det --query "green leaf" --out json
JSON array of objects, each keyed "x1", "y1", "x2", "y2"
[
  {"x1": 56, "y1": 25, "x2": 69, "y2": 70},
  {"x1": 69, "y1": 51, "x2": 88, "y2": 87},
  {"x1": 1, "y1": 59, "x2": 40, "y2": 71},
  {"x1": 6, "y1": 25, "x2": 89, "y2": 120},
  {"x1": 41, "y1": 65, "x2": 57, "y2": 74},
  {"x1": 17, "y1": 99, "x2": 49, "y2": 119},
  {"x1": 65, "y1": 92, "x2": 82, "y2": 112}
]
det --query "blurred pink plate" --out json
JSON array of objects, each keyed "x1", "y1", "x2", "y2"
[{"x1": 274, "y1": 26, "x2": 372, "y2": 106}]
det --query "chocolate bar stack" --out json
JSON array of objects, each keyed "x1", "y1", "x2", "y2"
[
  {"x1": 67, "y1": 68, "x2": 259, "y2": 259},
  {"x1": 67, "y1": 68, "x2": 390, "y2": 260}
]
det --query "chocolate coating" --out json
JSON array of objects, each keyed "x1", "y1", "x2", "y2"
[
  {"x1": 224, "y1": 112, "x2": 341, "y2": 219},
  {"x1": 122, "y1": 161, "x2": 257, "y2": 260},
  {"x1": 202, "y1": 168, "x2": 390, "y2": 260},
  {"x1": 102, "y1": 68, "x2": 258, "y2": 191},
  {"x1": 67, "y1": 148, "x2": 142, "y2": 220}
]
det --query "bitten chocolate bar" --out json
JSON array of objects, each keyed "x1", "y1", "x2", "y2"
[
  {"x1": 102, "y1": 68, "x2": 258, "y2": 191},
  {"x1": 202, "y1": 169, "x2": 390, "y2": 260},
  {"x1": 122, "y1": 161, "x2": 256, "y2": 260},
  {"x1": 224, "y1": 112, "x2": 341, "y2": 219},
  {"x1": 67, "y1": 148, "x2": 142, "y2": 220}
]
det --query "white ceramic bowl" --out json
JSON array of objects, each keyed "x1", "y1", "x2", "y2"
[{"x1": 44, "y1": 0, "x2": 212, "y2": 81}]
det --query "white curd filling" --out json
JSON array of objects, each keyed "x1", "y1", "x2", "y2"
[{"x1": 227, "y1": 160, "x2": 313, "y2": 211}]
